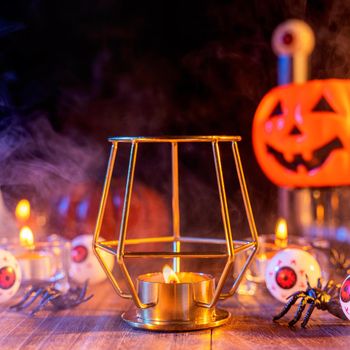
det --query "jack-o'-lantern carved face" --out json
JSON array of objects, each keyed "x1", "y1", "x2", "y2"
[{"x1": 253, "y1": 79, "x2": 350, "y2": 187}]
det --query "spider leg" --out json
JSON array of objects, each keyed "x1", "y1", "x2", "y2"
[
  {"x1": 10, "y1": 287, "x2": 38, "y2": 310},
  {"x1": 301, "y1": 301, "x2": 316, "y2": 328},
  {"x1": 335, "y1": 283, "x2": 342, "y2": 298},
  {"x1": 29, "y1": 294, "x2": 51, "y2": 316},
  {"x1": 65, "y1": 293, "x2": 94, "y2": 309},
  {"x1": 305, "y1": 275, "x2": 311, "y2": 289},
  {"x1": 67, "y1": 280, "x2": 93, "y2": 307},
  {"x1": 11, "y1": 288, "x2": 45, "y2": 311},
  {"x1": 30, "y1": 291, "x2": 60, "y2": 316},
  {"x1": 289, "y1": 296, "x2": 313, "y2": 327},
  {"x1": 78, "y1": 281, "x2": 93, "y2": 300},
  {"x1": 64, "y1": 280, "x2": 88, "y2": 295},
  {"x1": 77, "y1": 293, "x2": 94, "y2": 305},
  {"x1": 328, "y1": 287, "x2": 336, "y2": 297},
  {"x1": 273, "y1": 292, "x2": 305, "y2": 321},
  {"x1": 327, "y1": 300, "x2": 349, "y2": 320},
  {"x1": 77, "y1": 280, "x2": 88, "y2": 299},
  {"x1": 53, "y1": 282, "x2": 93, "y2": 310},
  {"x1": 326, "y1": 282, "x2": 337, "y2": 296}
]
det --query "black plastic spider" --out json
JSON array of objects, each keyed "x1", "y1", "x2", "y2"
[
  {"x1": 273, "y1": 277, "x2": 347, "y2": 328},
  {"x1": 10, "y1": 280, "x2": 93, "y2": 316}
]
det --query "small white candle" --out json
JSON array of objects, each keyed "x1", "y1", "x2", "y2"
[
  {"x1": 16, "y1": 250, "x2": 52, "y2": 281},
  {"x1": 15, "y1": 226, "x2": 52, "y2": 282},
  {"x1": 272, "y1": 19, "x2": 315, "y2": 84}
]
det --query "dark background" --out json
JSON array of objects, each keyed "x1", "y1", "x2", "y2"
[{"x1": 1, "y1": 0, "x2": 349, "y2": 236}]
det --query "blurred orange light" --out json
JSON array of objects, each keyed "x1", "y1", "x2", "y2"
[
  {"x1": 15, "y1": 199, "x2": 31, "y2": 222},
  {"x1": 19, "y1": 226, "x2": 34, "y2": 247}
]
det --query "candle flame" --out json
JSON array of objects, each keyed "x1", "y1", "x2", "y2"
[
  {"x1": 20, "y1": 226, "x2": 34, "y2": 247},
  {"x1": 275, "y1": 218, "x2": 288, "y2": 248},
  {"x1": 162, "y1": 264, "x2": 180, "y2": 283},
  {"x1": 16, "y1": 199, "x2": 31, "y2": 222}
]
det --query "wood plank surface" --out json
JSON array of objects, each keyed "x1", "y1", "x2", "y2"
[{"x1": 0, "y1": 281, "x2": 348, "y2": 349}]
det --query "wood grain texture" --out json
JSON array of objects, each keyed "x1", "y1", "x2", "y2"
[{"x1": 0, "y1": 282, "x2": 348, "y2": 350}]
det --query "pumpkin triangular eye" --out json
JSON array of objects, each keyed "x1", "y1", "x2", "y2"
[
  {"x1": 269, "y1": 101, "x2": 283, "y2": 118},
  {"x1": 289, "y1": 126, "x2": 303, "y2": 135},
  {"x1": 312, "y1": 96, "x2": 335, "y2": 113}
]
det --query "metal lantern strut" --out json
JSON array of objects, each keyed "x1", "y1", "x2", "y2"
[{"x1": 93, "y1": 136, "x2": 259, "y2": 331}]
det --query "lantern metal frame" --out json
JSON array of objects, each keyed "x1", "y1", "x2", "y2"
[{"x1": 93, "y1": 136, "x2": 259, "y2": 322}]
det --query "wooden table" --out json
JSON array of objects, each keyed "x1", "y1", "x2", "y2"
[{"x1": 0, "y1": 281, "x2": 348, "y2": 349}]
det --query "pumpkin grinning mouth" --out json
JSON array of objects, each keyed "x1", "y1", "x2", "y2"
[{"x1": 266, "y1": 137, "x2": 344, "y2": 172}]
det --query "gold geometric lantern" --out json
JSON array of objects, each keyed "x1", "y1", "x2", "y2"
[{"x1": 93, "y1": 136, "x2": 259, "y2": 331}]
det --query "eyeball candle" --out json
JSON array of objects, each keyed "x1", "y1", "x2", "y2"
[
  {"x1": 272, "y1": 19, "x2": 315, "y2": 84},
  {"x1": 69, "y1": 234, "x2": 114, "y2": 284},
  {"x1": 340, "y1": 275, "x2": 350, "y2": 320},
  {"x1": 265, "y1": 248, "x2": 321, "y2": 302},
  {"x1": 0, "y1": 249, "x2": 22, "y2": 303}
]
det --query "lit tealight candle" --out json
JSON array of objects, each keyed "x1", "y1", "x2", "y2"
[
  {"x1": 245, "y1": 218, "x2": 312, "y2": 285},
  {"x1": 127, "y1": 264, "x2": 222, "y2": 330},
  {"x1": 15, "y1": 222, "x2": 52, "y2": 282},
  {"x1": 274, "y1": 218, "x2": 288, "y2": 249}
]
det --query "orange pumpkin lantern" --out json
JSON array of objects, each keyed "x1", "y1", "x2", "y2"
[{"x1": 252, "y1": 79, "x2": 350, "y2": 187}]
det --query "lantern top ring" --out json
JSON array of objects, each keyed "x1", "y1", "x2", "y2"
[{"x1": 108, "y1": 135, "x2": 242, "y2": 143}]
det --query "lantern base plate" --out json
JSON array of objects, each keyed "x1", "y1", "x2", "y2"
[{"x1": 121, "y1": 308, "x2": 230, "y2": 332}]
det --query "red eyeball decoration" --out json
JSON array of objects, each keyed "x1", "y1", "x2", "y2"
[
  {"x1": 265, "y1": 248, "x2": 321, "y2": 302},
  {"x1": 72, "y1": 245, "x2": 88, "y2": 263},
  {"x1": 0, "y1": 249, "x2": 22, "y2": 303},
  {"x1": 340, "y1": 275, "x2": 350, "y2": 320},
  {"x1": 69, "y1": 234, "x2": 114, "y2": 284}
]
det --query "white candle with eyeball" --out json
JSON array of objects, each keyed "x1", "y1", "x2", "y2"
[
  {"x1": 272, "y1": 19, "x2": 315, "y2": 84},
  {"x1": 265, "y1": 248, "x2": 321, "y2": 303},
  {"x1": 250, "y1": 219, "x2": 312, "y2": 283},
  {"x1": 271, "y1": 21, "x2": 315, "y2": 264},
  {"x1": 69, "y1": 234, "x2": 114, "y2": 284}
]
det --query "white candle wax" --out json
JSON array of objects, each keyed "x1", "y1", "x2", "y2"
[{"x1": 16, "y1": 250, "x2": 52, "y2": 281}]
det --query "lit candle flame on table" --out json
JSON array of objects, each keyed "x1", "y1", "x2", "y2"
[
  {"x1": 15, "y1": 199, "x2": 31, "y2": 222},
  {"x1": 16, "y1": 198, "x2": 34, "y2": 248},
  {"x1": 19, "y1": 226, "x2": 34, "y2": 248},
  {"x1": 274, "y1": 218, "x2": 288, "y2": 249},
  {"x1": 163, "y1": 264, "x2": 180, "y2": 283},
  {"x1": 15, "y1": 200, "x2": 52, "y2": 281}
]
